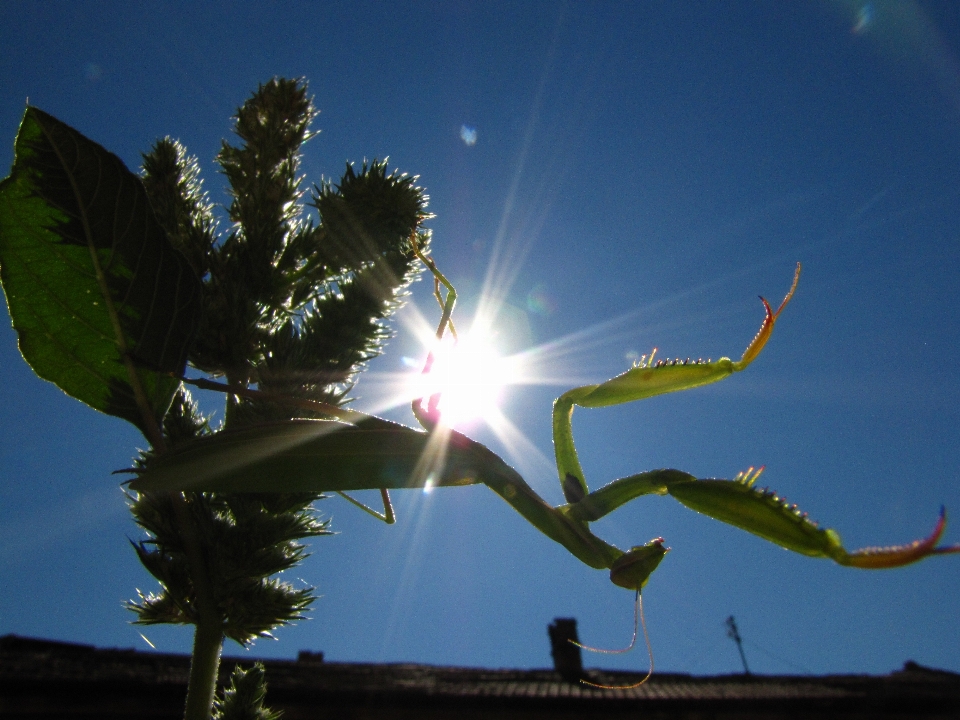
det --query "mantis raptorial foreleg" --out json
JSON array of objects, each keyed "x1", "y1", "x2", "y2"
[
  {"x1": 411, "y1": 233, "x2": 458, "y2": 344},
  {"x1": 555, "y1": 264, "x2": 800, "y2": 504}
]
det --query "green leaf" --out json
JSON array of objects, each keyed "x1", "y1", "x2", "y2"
[
  {"x1": 130, "y1": 415, "x2": 518, "y2": 494},
  {"x1": 0, "y1": 107, "x2": 202, "y2": 433}
]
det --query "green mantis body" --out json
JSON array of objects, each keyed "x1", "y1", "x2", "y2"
[{"x1": 132, "y1": 259, "x2": 960, "y2": 592}]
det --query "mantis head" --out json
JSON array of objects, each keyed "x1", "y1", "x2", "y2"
[{"x1": 609, "y1": 538, "x2": 669, "y2": 590}]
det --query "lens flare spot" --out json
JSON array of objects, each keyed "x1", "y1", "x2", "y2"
[
  {"x1": 526, "y1": 283, "x2": 557, "y2": 316},
  {"x1": 852, "y1": 3, "x2": 873, "y2": 34},
  {"x1": 460, "y1": 124, "x2": 478, "y2": 146}
]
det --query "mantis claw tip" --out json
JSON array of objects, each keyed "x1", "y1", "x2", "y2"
[
  {"x1": 842, "y1": 505, "x2": 960, "y2": 568},
  {"x1": 737, "y1": 264, "x2": 801, "y2": 367}
]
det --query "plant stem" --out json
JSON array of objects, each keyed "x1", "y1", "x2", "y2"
[
  {"x1": 170, "y1": 492, "x2": 223, "y2": 720},
  {"x1": 183, "y1": 606, "x2": 224, "y2": 720},
  {"x1": 129, "y1": 337, "x2": 224, "y2": 718},
  {"x1": 126, "y1": 321, "x2": 224, "y2": 717}
]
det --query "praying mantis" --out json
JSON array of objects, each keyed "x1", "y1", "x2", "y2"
[{"x1": 131, "y1": 250, "x2": 960, "y2": 598}]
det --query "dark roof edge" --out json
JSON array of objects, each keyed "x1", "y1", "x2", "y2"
[{"x1": 2, "y1": 633, "x2": 958, "y2": 682}]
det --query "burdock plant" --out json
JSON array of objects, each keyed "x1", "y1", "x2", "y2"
[{"x1": 0, "y1": 77, "x2": 430, "y2": 719}]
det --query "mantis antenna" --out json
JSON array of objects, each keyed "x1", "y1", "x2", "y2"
[
  {"x1": 576, "y1": 590, "x2": 655, "y2": 690},
  {"x1": 570, "y1": 589, "x2": 641, "y2": 655}
]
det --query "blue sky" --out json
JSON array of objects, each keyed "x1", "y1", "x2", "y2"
[{"x1": 1, "y1": 1, "x2": 959, "y2": 676}]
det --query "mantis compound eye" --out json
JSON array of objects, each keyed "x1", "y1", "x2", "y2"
[
  {"x1": 609, "y1": 538, "x2": 669, "y2": 590},
  {"x1": 562, "y1": 472, "x2": 586, "y2": 503}
]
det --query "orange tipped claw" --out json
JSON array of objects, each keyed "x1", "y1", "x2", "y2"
[
  {"x1": 738, "y1": 262, "x2": 801, "y2": 367},
  {"x1": 841, "y1": 507, "x2": 960, "y2": 569}
]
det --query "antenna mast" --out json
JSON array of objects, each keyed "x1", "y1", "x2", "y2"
[{"x1": 725, "y1": 616, "x2": 750, "y2": 675}]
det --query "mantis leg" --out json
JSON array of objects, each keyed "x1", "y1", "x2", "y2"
[
  {"x1": 402, "y1": 240, "x2": 668, "y2": 577},
  {"x1": 410, "y1": 233, "x2": 458, "y2": 427},
  {"x1": 553, "y1": 264, "x2": 800, "y2": 502},
  {"x1": 335, "y1": 489, "x2": 396, "y2": 524},
  {"x1": 411, "y1": 233, "x2": 458, "y2": 344},
  {"x1": 179, "y1": 375, "x2": 354, "y2": 421}
]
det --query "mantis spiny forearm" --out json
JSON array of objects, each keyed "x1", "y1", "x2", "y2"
[{"x1": 555, "y1": 265, "x2": 798, "y2": 504}]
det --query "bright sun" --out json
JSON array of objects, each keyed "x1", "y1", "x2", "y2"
[{"x1": 409, "y1": 330, "x2": 515, "y2": 428}]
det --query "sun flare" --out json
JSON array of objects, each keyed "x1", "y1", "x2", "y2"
[{"x1": 409, "y1": 330, "x2": 517, "y2": 429}]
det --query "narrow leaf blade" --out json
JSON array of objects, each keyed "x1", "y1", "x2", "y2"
[{"x1": 130, "y1": 416, "x2": 516, "y2": 494}]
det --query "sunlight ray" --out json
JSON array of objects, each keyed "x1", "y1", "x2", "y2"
[
  {"x1": 477, "y1": 9, "x2": 566, "y2": 317},
  {"x1": 482, "y1": 405, "x2": 559, "y2": 495},
  {"x1": 375, "y1": 482, "x2": 447, "y2": 659}
]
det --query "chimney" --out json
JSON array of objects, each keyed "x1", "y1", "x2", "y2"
[
  {"x1": 548, "y1": 618, "x2": 584, "y2": 683},
  {"x1": 297, "y1": 650, "x2": 324, "y2": 664}
]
